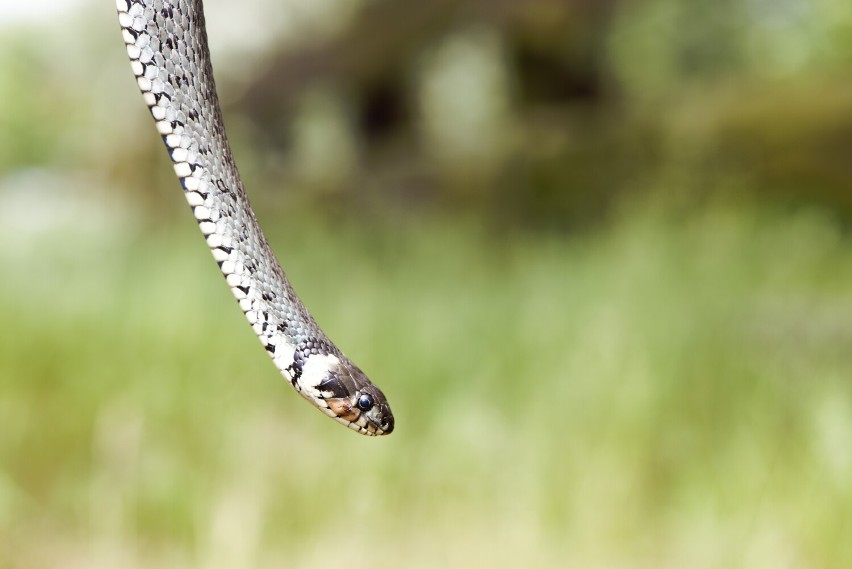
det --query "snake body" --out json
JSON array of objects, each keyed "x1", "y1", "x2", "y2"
[{"x1": 116, "y1": 0, "x2": 393, "y2": 435}]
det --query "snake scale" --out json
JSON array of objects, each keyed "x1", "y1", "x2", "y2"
[{"x1": 116, "y1": 0, "x2": 394, "y2": 435}]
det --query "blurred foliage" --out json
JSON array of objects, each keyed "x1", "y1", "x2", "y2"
[
  {"x1": 2, "y1": 0, "x2": 852, "y2": 567},
  {"x1": 221, "y1": 0, "x2": 852, "y2": 228},
  {"x1": 2, "y1": 202, "x2": 852, "y2": 567},
  {"x1": 1, "y1": 0, "x2": 851, "y2": 226}
]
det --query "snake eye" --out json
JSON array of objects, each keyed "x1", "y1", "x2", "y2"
[{"x1": 356, "y1": 393, "x2": 374, "y2": 411}]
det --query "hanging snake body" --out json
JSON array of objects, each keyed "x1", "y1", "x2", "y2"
[{"x1": 116, "y1": 0, "x2": 393, "y2": 435}]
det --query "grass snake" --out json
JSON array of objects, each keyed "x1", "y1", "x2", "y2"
[{"x1": 116, "y1": 0, "x2": 394, "y2": 436}]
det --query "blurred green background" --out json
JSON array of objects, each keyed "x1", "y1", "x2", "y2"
[{"x1": 2, "y1": 0, "x2": 852, "y2": 567}]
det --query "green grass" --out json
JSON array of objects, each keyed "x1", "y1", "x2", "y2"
[{"x1": 1, "y1": 199, "x2": 851, "y2": 568}]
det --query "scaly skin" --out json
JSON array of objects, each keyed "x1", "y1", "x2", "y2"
[{"x1": 116, "y1": 0, "x2": 394, "y2": 435}]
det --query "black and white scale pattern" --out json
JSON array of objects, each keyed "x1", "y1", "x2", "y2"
[{"x1": 116, "y1": 0, "x2": 393, "y2": 435}]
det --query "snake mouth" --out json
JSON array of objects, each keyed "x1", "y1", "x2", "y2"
[
  {"x1": 327, "y1": 398, "x2": 394, "y2": 436},
  {"x1": 340, "y1": 417, "x2": 393, "y2": 436}
]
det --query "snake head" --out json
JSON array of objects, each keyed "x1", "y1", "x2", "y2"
[{"x1": 296, "y1": 354, "x2": 394, "y2": 436}]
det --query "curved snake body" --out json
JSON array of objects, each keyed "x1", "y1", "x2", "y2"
[{"x1": 116, "y1": 0, "x2": 393, "y2": 435}]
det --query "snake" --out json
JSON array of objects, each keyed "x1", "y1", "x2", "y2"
[{"x1": 116, "y1": 0, "x2": 394, "y2": 436}]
